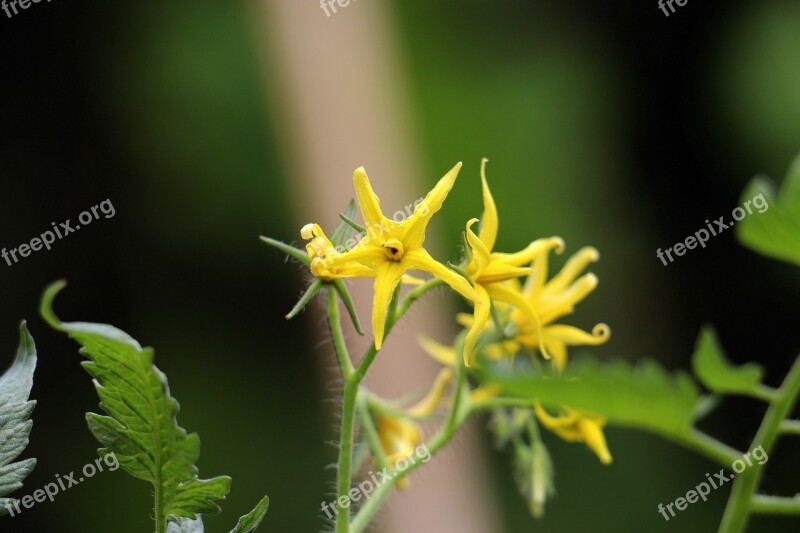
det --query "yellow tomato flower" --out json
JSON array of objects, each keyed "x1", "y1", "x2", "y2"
[
  {"x1": 511, "y1": 244, "x2": 611, "y2": 370},
  {"x1": 461, "y1": 159, "x2": 560, "y2": 365},
  {"x1": 534, "y1": 402, "x2": 612, "y2": 464},
  {"x1": 313, "y1": 163, "x2": 478, "y2": 349}
]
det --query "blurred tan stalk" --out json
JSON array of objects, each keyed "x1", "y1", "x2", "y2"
[{"x1": 250, "y1": 1, "x2": 499, "y2": 532}]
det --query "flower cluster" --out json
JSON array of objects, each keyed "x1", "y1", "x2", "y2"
[{"x1": 264, "y1": 158, "x2": 611, "y2": 513}]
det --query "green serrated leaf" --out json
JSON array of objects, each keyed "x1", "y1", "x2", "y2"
[
  {"x1": 490, "y1": 356, "x2": 700, "y2": 438},
  {"x1": 0, "y1": 322, "x2": 37, "y2": 517},
  {"x1": 737, "y1": 154, "x2": 800, "y2": 267},
  {"x1": 40, "y1": 281, "x2": 230, "y2": 528},
  {"x1": 230, "y1": 496, "x2": 269, "y2": 533},
  {"x1": 691, "y1": 327, "x2": 765, "y2": 397}
]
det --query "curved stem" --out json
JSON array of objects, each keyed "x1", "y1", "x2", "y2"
[
  {"x1": 675, "y1": 429, "x2": 742, "y2": 467},
  {"x1": 719, "y1": 355, "x2": 800, "y2": 533}
]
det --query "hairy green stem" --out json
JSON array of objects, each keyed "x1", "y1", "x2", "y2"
[
  {"x1": 356, "y1": 393, "x2": 391, "y2": 471},
  {"x1": 350, "y1": 383, "x2": 471, "y2": 533},
  {"x1": 719, "y1": 355, "x2": 800, "y2": 533},
  {"x1": 330, "y1": 280, "x2": 444, "y2": 532},
  {"x1": 335, "y1": 379, "x2": 358, "y2": 533}
]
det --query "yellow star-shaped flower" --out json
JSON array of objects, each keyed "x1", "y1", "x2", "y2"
[
  {"x1": 313, "y1": 163, "x2": 478, "y2": 349},
  {"x1": 461, "y1": 159, "x2": 561, "y2": 365}
]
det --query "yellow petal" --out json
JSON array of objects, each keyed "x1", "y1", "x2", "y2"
[
  {"x1": 470, "y1": 384, "x2": 501, "y2": 403},
  {"x1": 320, "y1": 241, "x2": 386, "y2": 271},
  {"x1": 545, "y1": 247, "x2": 599, "y2": 293},
  {"x1": 419, "y1": 336, "x2": 457, "y2": 367},
  {"x1": 577, "y1": 417, "x2": 613, "y2": 464},
  {"x1": 353, "y1": 166, "x2": 388, "y2": 230},
  {"x1": 543, "y1": 323, "x2": 611, "y2": 346},
  {"x1": 404, "y1": 248, "x2": 477, "y2": 302},
  {"x1": 455, "y1": 312, "x2": 474, "y2": 328},
  {"x1": 539, "y1": 273, "x2": 598, "y2": 323},
  {"x1": 371, "y1": 261, "x2": 407, "y2": 349},
  {"x1": 400, "y1": 162, "x2": 462, "y2": 249},
  {"x1": 401, "y1": 274, "x2": 427, "y2": 286},
  {"x1": 479, "y1": 158, "x2": 499, "y2": 251},
  {"x1": 534, "y1": 403, "x2": 580, "y2": 435},
  {"x1": 463, "y1": 284, "x2": 492, "y2": 367},
  {"x1": 478, "y1": 260, "x2": 532, "y2": 284},
  {"x1": 486, "y1": 283, "x2": 551, "y2": 360},
  {"x1": 408, "y1": 368, "x2": 454, "y2": 417},
  {"x1": 541, "y1": 338, "x2": 568, "y2": 371},
  {"x1": 466, "y1": 218, "x2": 491, "y2": 279},
  {"x1": 494, "y1": 237, "x2": 565, "y2": 268}
]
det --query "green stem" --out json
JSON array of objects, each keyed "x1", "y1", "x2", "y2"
[
  {"x1": 335, "y1": 379, "x2": 358, "y2": 533},
  {"x1": 155, "y1": 481, "x2": 165, "y2": 533},
  {"x1": 328, "y1": 287, "x2": 354, "y2": 379},
  {"x1": 329, "y1": 279, "x2": 444, "y2": 532},
  {"x1": 750, "y1": 495, "x2": 800, "y2": 515},
  {"x1": 350, "y1": 393, "x2": 471, "y2": 533},
  {"x1": 350, "y1": 340, "x2": 471, "y2": 533},
  {"x1": 719, "y1": 355, "x2": 800, "y2": 533},
  {"x1": 676, "y1": 429, "x2": 742, "y2": 467},
  {"x1": 356, "y1": 393, "x2": 391, "y2": 471},
  {"x1": 779, "y1": 420, "x2": 800, "y2": 435}
]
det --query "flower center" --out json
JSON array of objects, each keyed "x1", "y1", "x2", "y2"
[{"x1": 383, "y1": 239, "x2": 405, "y2": 261}]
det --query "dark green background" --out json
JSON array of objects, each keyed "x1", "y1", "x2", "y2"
[{"x1": 1, "y1": 0, "x2": 799, "y2": 531}]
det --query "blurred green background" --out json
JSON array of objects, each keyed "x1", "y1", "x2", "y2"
[{"x1": 1, "y1": 0, "x2": 799, "y2": 531}]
